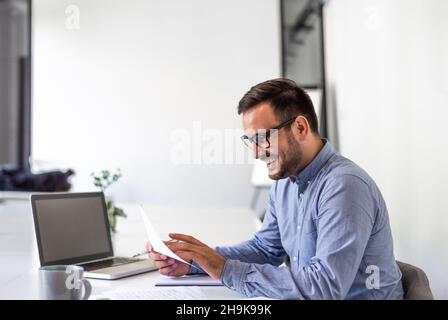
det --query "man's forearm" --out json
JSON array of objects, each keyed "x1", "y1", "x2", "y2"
[
  {"x1": 220, "y1": 258, "x2": 351, "y2": 300},
  {"x1": 186, "y1": 237, "x2": 286, "y2": 276},
  {"x1": 215, "y1": 237, "x2": 286, "y2": 266}
]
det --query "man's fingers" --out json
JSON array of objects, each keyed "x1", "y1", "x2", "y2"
[
  {"x1": 175, "y1": 250, "x2": 206, "y2": 268},
  {"x1": 175, "y1": 250, "x2": 196, "y2": 261},
  {"x1": 159, "y1": 263, "x2": 178, "y2": 276},
  {"x1": 168, "y1": 233, "x2": 205, "y2": 246},
  {"x1": 163, "y1": 239, "x2": 179, "y2": 246},
  {"x1": 149, "y1": 251, "x2": 171, "y2": 262},
  {"x1": 166, "y1": 242, "x2": 203, "y2": 254},
  {"x1": 148, "y1": 251, "x2": 162, "y2": 261},
  {"x1": 153, "y1": 258, "x2": 175, "y2": 269},
  {"x1": 154, "y1": 261, "x2": 171, "y2": 269},
  {"x1": 146, "y1": 242, "x2": 153, "y2": 252},
  {"x1": 175, "y1": 250, "x2": 192, "y2": 262}
]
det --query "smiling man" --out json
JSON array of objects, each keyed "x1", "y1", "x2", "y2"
[{"x1": 147, "y1": 78, "x2": 404, "y2": 300}]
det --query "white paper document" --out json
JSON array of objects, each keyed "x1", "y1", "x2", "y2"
[
  {"x1": 155, "y1": 274, "x2": 223, "y2": 287},
  {"x1": 92, "y1": 287, "x2": 207, "y2": 300},
  {"x1": 139, "y1": 206, "x2": 196, "y2": 268}
]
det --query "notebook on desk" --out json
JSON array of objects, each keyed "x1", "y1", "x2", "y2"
[
  {"x1": 90, "y1": 287, "x2": 207, "y2": 300},
  {"x1": 155, "y1": 274, "x2": 223, "y2": 286}
]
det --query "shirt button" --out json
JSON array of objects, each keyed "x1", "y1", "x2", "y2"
[
  {"x1": 299, "y1": 193, "x2": 304, "y2": 198},
  {"x1": 307, "y1": 180, "x2": 311, "y2": 184},
  {"x1": 297, "y1": 225, "x2": 301, "y2": 230},
  {"x1": 293, "y1": 256, "x2": 298, "y2": 261}
]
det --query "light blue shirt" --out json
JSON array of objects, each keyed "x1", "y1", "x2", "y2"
[{"x1": 192, "y1": 140, "x2": 404, "y2": 299}]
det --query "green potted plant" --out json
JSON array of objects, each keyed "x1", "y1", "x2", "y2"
[{"x1": 91, "y1": 169, "x2": 127, "y2": 233}]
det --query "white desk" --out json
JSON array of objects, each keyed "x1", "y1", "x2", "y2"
[
  {"x1": 0, "y1": 191, "x2": 30, "y2": 200},
  {"x1": 0, "y1": 199, "x2": 261, "y2": 299}
]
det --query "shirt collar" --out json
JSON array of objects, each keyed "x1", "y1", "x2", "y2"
[{"x1": 290, "y1": 139, "x2": 335, "y2": 187}]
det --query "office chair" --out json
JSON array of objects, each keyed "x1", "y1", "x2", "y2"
[{"x1": 396, "y1": 261, "x2": 434, "y2": 300}]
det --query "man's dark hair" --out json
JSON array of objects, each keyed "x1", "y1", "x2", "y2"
[{"x1": 237, "y1": 78, "x2": 319, "y2": 133}]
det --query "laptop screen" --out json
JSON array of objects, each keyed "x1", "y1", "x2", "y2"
[{"x1": 31, "y1": 192, "x2": 113, "y2": 266}]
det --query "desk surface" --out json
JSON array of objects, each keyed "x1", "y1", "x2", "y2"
[{"x1": 0, "y1": 199, "x2": 261, "y2": 299}]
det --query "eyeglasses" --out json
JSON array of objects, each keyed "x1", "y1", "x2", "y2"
[{"x1": 241, "y1": 116, "x2": 297, "y2": 149}]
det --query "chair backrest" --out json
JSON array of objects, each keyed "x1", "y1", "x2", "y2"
[{"x1": 397, "y1": 261, "x2": 434, "y2": 300}]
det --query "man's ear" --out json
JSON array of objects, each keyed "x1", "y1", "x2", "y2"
[{"x1": 294, "y1": 116, "x2": 309, "y2": 138}]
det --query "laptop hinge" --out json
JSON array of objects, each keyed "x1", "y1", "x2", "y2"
[{"x1": 77, "y1": 256, "x2": 117, "y2": 266}]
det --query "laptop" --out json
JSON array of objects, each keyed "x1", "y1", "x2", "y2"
[{"x1": 30, "y1": 192, "x2": 156, "y2": 280}]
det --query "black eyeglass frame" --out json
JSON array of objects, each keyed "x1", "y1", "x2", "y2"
[{"x1": 240, "y1": 116, "x2": 297, "y2": 148}]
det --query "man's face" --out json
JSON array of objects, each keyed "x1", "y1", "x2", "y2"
[{"x1": 242, "y1": 103, "x2": 303, "y2": 180}]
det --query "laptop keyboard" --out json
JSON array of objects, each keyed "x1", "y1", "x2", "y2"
[{"x1": 80, "y1": 257, "x2": 142, "y2": 271}]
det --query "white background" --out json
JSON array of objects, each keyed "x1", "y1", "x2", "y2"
[{"x1": 32, "y1": 0, "x2": 280, "y2": 206}]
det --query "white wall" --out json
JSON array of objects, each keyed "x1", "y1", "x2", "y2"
[
  {"x1": 325, "y1": 0, "x2": 448, "y2": 298},
  {"x1": 32, "y1": 0, "x2": 281, "y2": 206}
]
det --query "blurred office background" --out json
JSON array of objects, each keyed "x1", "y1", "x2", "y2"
[{"x1": 1, "y1": 0, "x2": 447, "y2": 298}]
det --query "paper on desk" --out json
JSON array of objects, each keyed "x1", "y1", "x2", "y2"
[
  {"x1": 92, "y1": 286, "x2": 207, "y2": 300},
  {"x1": 139, "y1": 205, "x2": 194, "y2": 268},
  {"x1": 155, "y1": 274, "x2": 223, "y2": 287}
]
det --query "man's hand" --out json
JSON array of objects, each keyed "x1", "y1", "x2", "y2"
[
  {"x1": 146, "y1": 241, "x2": 191, "y2": 277},
  {"x1": 166, "y1": 233, "x2": 226, "y2": 280}
]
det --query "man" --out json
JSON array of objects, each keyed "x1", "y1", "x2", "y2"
[{"x1": 147, "y1": 79, "x2": 404, "y2": 299}]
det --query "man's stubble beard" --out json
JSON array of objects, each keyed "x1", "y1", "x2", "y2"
[{"x1": 268, "y1": 130, "x2": 303, "y2": 180}]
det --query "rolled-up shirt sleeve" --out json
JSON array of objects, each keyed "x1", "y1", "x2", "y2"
[{"x1": 219, "y1": 174, "x2": 375, "y2": 299}]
